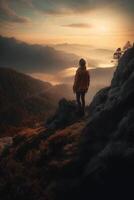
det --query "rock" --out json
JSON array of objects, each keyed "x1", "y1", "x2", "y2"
[
  {"x1": 58, "y1": 46, "x2": 134, "y2": 199},
  {"x1": 88, "y1": 86, "x2": 110, "y2": 116},
  {"x1": 46, "y1": 98, "x2": 80, "y2": 130},
  {"x1": 111, "y1": 47, "x2": 134, "y2": 87}
]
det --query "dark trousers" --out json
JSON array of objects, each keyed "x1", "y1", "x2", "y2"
[{"x1": 76, "y1": 92, "x2": 85, "y2": 115}]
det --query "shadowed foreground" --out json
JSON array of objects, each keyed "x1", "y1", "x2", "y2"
[{"x1": 0, "y1": 47, "x2": 134, "y2": 200}]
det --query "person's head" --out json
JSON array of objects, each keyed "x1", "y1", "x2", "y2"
[{"x1": 79, "y1": 58, "x2": 86, "y2": 69}]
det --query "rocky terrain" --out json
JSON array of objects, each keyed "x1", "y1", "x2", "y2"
[{"x1": 0, "y1": 47, "x2": 134, "y2": 200}]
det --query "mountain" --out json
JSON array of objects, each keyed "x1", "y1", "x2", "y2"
[
  {"x1": 0, "y1": 68, "x2": 71, "y2": 136},
  {"x1": 0, "y1": 47, "x2": 134, "y2": 200},
  {"x1": 0, "y1": 67, "x2": 52, "y2": 108},
  {"x1": 0, "y1": 35, "x2": 79, "y2": 73}
]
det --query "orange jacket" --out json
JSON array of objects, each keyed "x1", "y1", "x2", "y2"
[{"x1": 73, "y1": 67, "x2": 90, "y2": 93}]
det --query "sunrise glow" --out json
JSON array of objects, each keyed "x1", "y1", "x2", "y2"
[{"x1": 0, "y1": 0, "x2": 133, "y2": 85}]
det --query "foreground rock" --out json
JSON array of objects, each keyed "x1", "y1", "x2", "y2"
[
  {"x1": 56, "y1": 47, "x2": 134, "y2": 199},
  {"x1": 46, "y1": 98, "x2": 80, "y2": 130}
]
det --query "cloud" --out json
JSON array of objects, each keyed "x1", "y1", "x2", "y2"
[
  {"x1": 30, "y1": 0, "x2": 105, "y2": 15},
  {"x1": 0, "y1": 0, "x2": 133, "y2": 28},
  {"x1": 0, "y1": 35, "x2": 79, "y2": 73},
  {"x1": 53, "y1": 43, "x2": 113, "y2": 68},
  {"x1": 62, "y1": 23, "x2": 93, "y2": 28},
  {"x1": 30, "y1": 0, "x2": 134, "y2": 16},
  {"x1": 0, "y1": 0, "x2": 30, "y2": 24}
]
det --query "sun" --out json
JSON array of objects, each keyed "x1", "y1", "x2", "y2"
[
  {"x1": 94, "y1": 18, "x2": 112, "y2": 34},
  {"x1": 99, "y1": 25, "x2": 108, "y2": 33}
]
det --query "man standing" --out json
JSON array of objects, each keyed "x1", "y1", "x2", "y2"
[{"x1": 73, "y1": 58, "x2": 90, "y2": 116}]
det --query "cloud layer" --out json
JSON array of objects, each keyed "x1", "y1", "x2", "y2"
[
  {"x1": 0, "y1": 0, "x2": 133, "y2": 22},
  {"x1": 0, "y1": 35, "x2": 79, "y2": 73},
  {"x1": 62, "y1": 23, "x2": 92, "y2": 28},
  {"x1": 0, "y1": 0, "x2": 30, "y2": 24},
  {"x1": 31, "y1": 0, "x2": 134, "y2": 15}
]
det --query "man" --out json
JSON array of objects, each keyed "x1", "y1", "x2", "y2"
[{"x1": 73, "y1": 58, "x2": 90, "y2": 116}]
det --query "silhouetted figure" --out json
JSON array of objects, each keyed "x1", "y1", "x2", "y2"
[{"x1": 73, "y1": 58, "x2": 90, "y2": 116}]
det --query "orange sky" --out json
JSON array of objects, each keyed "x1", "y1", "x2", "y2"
[
  {"x1": 0, "y1": 0, "x2": 133, "y2": 49},
  {"x1": 0, "y1": 0, "x2": 133, "y2": 85}
]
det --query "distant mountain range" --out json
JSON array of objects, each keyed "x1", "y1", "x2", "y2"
[
  {"x1": 53, "y1": 43, "x2": 114, "y2": 68},
  {"x1": 0, "y1": 35, "x2": 79, "y2": 73}
]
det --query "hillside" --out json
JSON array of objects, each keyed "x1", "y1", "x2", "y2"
[
  {"x1": 0, "y1": 67, "x2": 52, "y2": 108},
  {"x1": 0, "y1": 68, "x2": 71, "y2": 136},
  {"x1": 0, "y1": 47, "x2": 134, "y2": 200}
]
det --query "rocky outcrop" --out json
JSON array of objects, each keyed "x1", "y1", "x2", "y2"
[
  {"x1": 55, "y1": 47, "x2": 134, "y2": 199},
  {"x1": 46, "y1": 98, "x2": 80, "y2": 130}
]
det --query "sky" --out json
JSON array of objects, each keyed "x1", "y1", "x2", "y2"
[
  {"x1": 0, "y1": 0, "x2": 134, "y2": 85},
  {"x1": 0, "y1": 0, "x2": 133, "y2": 47}
]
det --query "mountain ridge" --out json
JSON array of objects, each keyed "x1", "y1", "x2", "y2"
[
  {"x1": 0, "y1": 35, "x2": 79, "y2": 73},
  {"x1": 0, "y1": 67, "x2": 72, "y2": 136}
]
